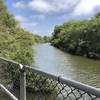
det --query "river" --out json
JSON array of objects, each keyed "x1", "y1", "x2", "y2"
[{"x1": 33, "y1": 43, "x2": 100, "y2": 88}]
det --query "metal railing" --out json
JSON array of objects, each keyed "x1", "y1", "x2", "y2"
[
  {"x1": 0, "y1": 57, "x2": 100, "y2": 100},
  {"x1": 0, "y1": 83, "x2": 18, "y2": 100}
]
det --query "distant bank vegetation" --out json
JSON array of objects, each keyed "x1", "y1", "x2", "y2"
[{"x1": 51, "y1": 13, "x2": 100, "y2": 59}]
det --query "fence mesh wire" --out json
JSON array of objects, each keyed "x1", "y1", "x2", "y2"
[
  {"x1": 0, "y1": 59, "x2": 100, "y2": 100},
  {"x1": 25, "y1": 67, "x2": 100, "y2": 100}
]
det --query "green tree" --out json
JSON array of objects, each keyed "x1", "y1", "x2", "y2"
[{"x1": 51, "y1": 13, "x2": 100, "y2": 59}]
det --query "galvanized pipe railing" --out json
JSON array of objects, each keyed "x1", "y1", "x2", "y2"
[
  {"x1": 0, "y1": 57, "x2": 100, "y2": 100},
  {"x1": 0, "y1": 83, "x2": 18, "y2": 100}
]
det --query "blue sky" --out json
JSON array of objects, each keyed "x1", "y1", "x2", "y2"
[{"x1": 4, "y1": 0, "x2": 100, "y2": 36}]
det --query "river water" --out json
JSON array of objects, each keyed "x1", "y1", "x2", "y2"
[{"x1": 33, "y1": 43, "x2": 100, "y2": 88}]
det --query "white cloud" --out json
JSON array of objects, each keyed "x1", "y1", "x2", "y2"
[
  {"x1": 12, "y1": 0, "x2": 100, "y2": 35},
  {"x1": 13, "y1": 1, "x2": 26, "y2": 8},
  {"x1": 28, "y1": 0, "x2": 51, "y2": 13},
  {"x1": 30, "y1": 14, "x2": 46, "y2": 20},
  {"x1": 73, "y1": 0, "x2": 100, "y2": 16},
  {"x1": 22, "y1": 22, "x2": 37, "y2": 28},
  {"x1": 13, "y1": 0, "x2": 79, "y2": 13},
  {"x1": 21, "y1": 21, "x2": 39, "y2": 34},
  {"x1": 15, "y1": 15, "x2": 38, "y2": 32},
  {"x1": 15, "y1": 15, "x2": 27, "y2": 22},
  {"x1": 13, "y1": 0, "x2": 100, "y2": 16},
  {"x1": 28, "y1": 0, "x2": 79, "y2": 13},
  {"x1": 60, "y1": 15, "x2": 67, "y2": 19}
]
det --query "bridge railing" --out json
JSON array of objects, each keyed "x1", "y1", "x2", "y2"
[{"x1": 0, "y1": 57, "x2": 100, "y2": 100}]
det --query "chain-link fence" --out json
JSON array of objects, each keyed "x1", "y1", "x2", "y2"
[
  {"x1": 0, "y1": 57, "x2": 100, "y2": 100},
  {"x1": 25, "y1": 66, "x2": 100, "y2": 100}
]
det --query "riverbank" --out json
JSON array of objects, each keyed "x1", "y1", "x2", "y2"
[{"x1": 51, "y1": 44, "x2": 100, "y2": 60}]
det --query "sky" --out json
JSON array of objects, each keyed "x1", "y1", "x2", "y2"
[{"x1": 4, "y1": 0, "x2": 100, "y2": 36}]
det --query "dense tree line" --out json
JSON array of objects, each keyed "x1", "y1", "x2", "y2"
[
  {"x1": 33, "y1": 34, "x2": 44, "y2": 43},
  {"x1": 51, "y1": 13, "x2": 100, "y2": 59},
  {"x1": 43, "y1": 36, "x2": 52, "y2": 43}
]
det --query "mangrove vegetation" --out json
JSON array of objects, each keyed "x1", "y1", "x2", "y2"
[{"x1": 51, "y1": 13, "x2": 100, "y2": 59}]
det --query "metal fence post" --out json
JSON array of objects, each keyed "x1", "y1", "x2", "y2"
[{"x1": 19, "y1": 64, "x2": 26, "y2": 100}]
